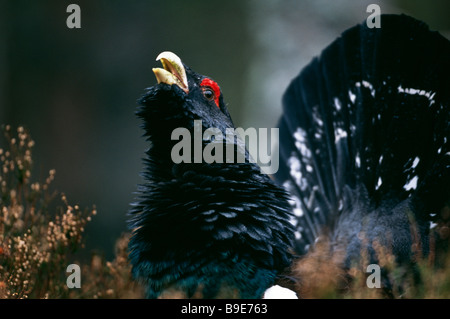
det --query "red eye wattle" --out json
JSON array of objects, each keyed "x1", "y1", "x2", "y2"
[{"x1": 200, "y1": 78, "x2": 221, "y2": 109}]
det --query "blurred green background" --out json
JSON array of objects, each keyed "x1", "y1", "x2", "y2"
[{"x1": 1, "y1": 0, "x2": 449, "y2": 259}]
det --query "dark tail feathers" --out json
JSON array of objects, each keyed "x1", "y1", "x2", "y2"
[{"x1": 275, "y1": 14, "x2": 450, "y2": 255}]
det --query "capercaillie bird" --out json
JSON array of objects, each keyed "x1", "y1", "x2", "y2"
[{"x1": 128, "y1": 14, "x2": 450, "y2": 298}]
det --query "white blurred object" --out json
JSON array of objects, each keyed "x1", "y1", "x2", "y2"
[{"x1": 263, "y1": 285, "x2": 298, "y2": 299}]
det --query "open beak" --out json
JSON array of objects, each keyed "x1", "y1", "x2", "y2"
[{"x1": 152, "y1": 51, "x2": 189, "y2": 93}]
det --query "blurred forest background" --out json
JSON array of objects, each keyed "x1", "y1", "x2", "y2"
[{"x1": 1, "y1": 0, "x2": 449, "y2": 259}]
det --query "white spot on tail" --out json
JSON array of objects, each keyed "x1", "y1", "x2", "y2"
[
  {"x1": 356, "y1": 153, "x2": 361, "y2": 168},
  {"x1": 375, "y1": 177, "x2": 382, "y2": 190},
  {"x1": 348, "y1": 90, "x2": 356, "y2": 104},
  {"x1": 361, "y1": 80, "x2": 375, "y2": 97},
  {"x1": 338, "y1": 200, "x2": 343, "y2": 211},
  {"x1": 313, "y1": 112, "x2": 324, "y2": 127},
  {"x1": 293, "y1": 128, "x2": 312, "y2": 159},
  {"x1": 404, "y1": 176, "x2": 418, "y2": 191},
  {"x1": 264, "y1": 285, "x2": 298, "y2": 299},
  {"x1": 293, "y1": 208, "x2": 303, "y2": 217},
  {"x1": 335, "y1": 128, "x2": 347, "y2": 143},
  {"x1": 412, "y1": 157, "x2": 420, "y2": 169},
  {"x1": 334, "y1": 97, "x2": 342, "y2": 111},
  {"x1": 354, "y1": 80, "x2": 375, "y2": 97},
  {"x1": 398, "y1": 85, "x2": 436, "y2": 106},
  {"x1": 350, "y1": 124, "x2": 356, "y2": 136},
  {"x1": 289, "y1": 217, "x2": 298, "y2": 228},
  {"x1": 288, "y1": 156, "x2": 302, "y2": 187}
]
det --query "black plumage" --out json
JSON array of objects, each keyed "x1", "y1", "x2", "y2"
[
  {"x1": 128, "y1": 61, "x2": 294, "y2": 298},
  {"x1": 129, "y1": 14, "x2": 450, "y2": 298},
  {"x1": 276, "y1": 14, "x2": 450, "y2": 269}
]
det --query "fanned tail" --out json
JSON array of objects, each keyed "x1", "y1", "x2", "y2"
[{"x1": 275, "y1": 14, "x2": 450, "y2": 256}]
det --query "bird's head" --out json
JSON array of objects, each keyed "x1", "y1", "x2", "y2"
[{"x1": 137, "y1": 51, "x2": 234, "y2": 140}]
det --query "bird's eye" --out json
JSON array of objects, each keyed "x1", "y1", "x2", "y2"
[
  {"x1": 200, "y1": 78, "x2": 221, "y2": 109},
  {"x1": 202, "y1": 87, "x2": 215, "y2": 101}
]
